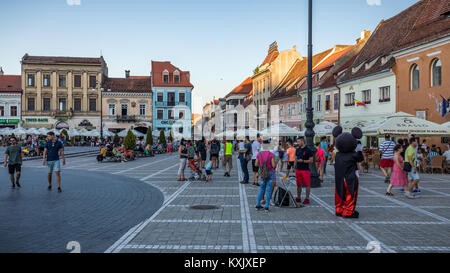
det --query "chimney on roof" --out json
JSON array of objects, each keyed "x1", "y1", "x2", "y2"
[
  {"x1": 0, "y1": 67, "x2": 3, "y2": 75},
  {"x1": 293, "y1": 45, "x2": 297, "y2": 51},
  {"x1": 268, "y1": 41, "x2": 278, "y2": 54},
  {"x1": 125, "y1": 70, "x2": 130, "y2": 78},
  {"x1": 357, "y1": 30, "x2": 371, "y2": 43}
]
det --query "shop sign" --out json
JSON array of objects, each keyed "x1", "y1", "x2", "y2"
[
  {"x1": 25, "y1": 118, "x2": 49, "y2": 123},
  {"x1": 7, "y1": 119, "x2": 20, "y2": 124}
]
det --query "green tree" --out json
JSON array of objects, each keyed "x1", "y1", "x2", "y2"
[
  {"x1": 159, "y1": 129, "x2": 166, "y2": 146},
  {"x1": 123, "y1": 129, "x2": 137, "y2": 150},
  {"x1": 113, "y1": 134, "x2": 120, "y2": 145},
  {"x1": 168, "y1": 130, "x2": 173, "y2": 143},
  {"x1": 145, "y1": 127, "x2": 153, "y2": 146},
  {"x1": 61, "y1": 129, "x2": 69, "y2": 141}
]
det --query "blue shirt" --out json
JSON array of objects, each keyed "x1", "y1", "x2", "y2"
[
  {"x1": 320, "y1": 141, "x2": 329, "y2": 157},
  {"x1": 45, "y1": 140, "x2": 64, "y2": 161},
  {"x1": 206, "y1": 162, "x2": 212, "y2": 171}
]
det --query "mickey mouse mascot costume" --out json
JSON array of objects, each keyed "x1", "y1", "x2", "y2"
[{"x1": 332, "y1": 126, "x2": 364, "y2": 218}]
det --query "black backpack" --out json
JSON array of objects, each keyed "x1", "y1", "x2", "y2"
[{"x1": 275, "y1": 188, "x2": 290, "y2": 207}]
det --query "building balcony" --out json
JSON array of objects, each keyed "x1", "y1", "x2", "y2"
[
  {"x1": 116, "y1": 115, "x2": 137, "y2": 122},
  {"x1": 155, "y1": 101, "x2": 188, "y2": 107},
  {"x1": 53, "y1": 110, "x2": 73, "y2": 118}
]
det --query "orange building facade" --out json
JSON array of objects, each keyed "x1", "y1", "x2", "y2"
[{"x1": 394, "y1": 39, "x2": 450, "y2": 124}]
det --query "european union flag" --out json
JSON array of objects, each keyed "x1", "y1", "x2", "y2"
[{"x1": 442, "y1": 96, "x2": 449, "y2": 117}]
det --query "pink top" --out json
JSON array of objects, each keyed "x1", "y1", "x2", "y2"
[
  {"x1": 257, "y1": 151, "x2": 275, "y2": 172},
  {"x1": 316, "y1": 148, "x2": 325, "y2": 161}
]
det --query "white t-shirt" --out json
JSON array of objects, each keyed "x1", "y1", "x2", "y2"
[
  {"x1": 251, "y1": 140, "x2": 261, "y2": 160},
  {"x1": 421, "y1": 143, "x2": 428, "y2": 152},
  {"x1": 443, "y1": 150, "x2": 450, "y2": 162}
]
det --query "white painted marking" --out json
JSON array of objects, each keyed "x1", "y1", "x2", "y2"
[{"x1": 140, "y1": 164, "x2": 179, "y2": 181}]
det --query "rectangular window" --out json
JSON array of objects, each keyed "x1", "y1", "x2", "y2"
[
  {"x1": 287, "y1": 104, "x2": 290, "y2": 117},
  {"x1": 298, "y1": 102, "x2": 301, "y2": 115},
  {"x1": 168, "y1": 109, "x2": 174, "y2": 120},
  {"x1": 89, "y1": 75, "x2": 96, "y2": 89},
  {"x1": 121, "y1": 104, "x2": 128, "y2": 116},
  {"x1": 325, "y1": 95, "x2": 331, "y2": 111},
  {"x1": 345, "y1": 93, "x2": 355, "y2": 106},
  {"x1": 303, "y1": 98, "x2": 307, "y2": 114},
  {"x1": 163, "y1": 75, "x2": 169, "y2": 83},
  {"x1": 43, "y1": 74, "x2": 51, "y2": 87},
  {"x1": 139, "y1": 104, "x2": 146, "y2": 116},
  {"x1": 74, "y1": 98, "x2": 82, "y2": 112},
  {"x1": 0, "y1": 106, "x2": 4, "y2": 116},
  {"x1": 108, "y1": 104, "x2": 116, "y2": 115},
  {"x1": 89, "y1": 99, "x2": 96, "y2": 112},
  {"x1": 27, "y1": 98, "x2": 35, "y2": 111},
  {"x1": 379, "y1": 86, "x2": 390, "y2": 102},
  {"x1": 59, "y1": 98, "x2": 67, "y2": 111},
  {"x1": 316, "y1": 95, "x2": 321, "y2": 111},
  {"x1": 10, "y1": 106, "x2": 17, "y2": 116},
  {"x1": 157, "y1": 109, "x2": 164, "y2": 120},
  {"x1": 334, "y1": 93, "x2": 339, "y2": 110},
  {"x1": 179, "y1": 92, "x2": 185, "y2": 103},
  {"x1": 27, "y1": 74, "x2": 35, "y2": 87},
  {"x1": 279, "y1": 104, "x2": 284, "y2": 117},
  {"x1": 74, "y1": 75, "x2": 82, "y2": 88},
  {"x1": 157, "y1": 92, "x2": 163, "y2": 102},
  {"x1": 362, "y1": 89, "x2": 371, "y2": 103},
  {"x1": 291, "y1": 104, "x2": 296, "y2": 116},
  {"x1": 174, "y1": 75, "x2": 180, "y2": 83},
  {"x1": 59, "y1": 74, "x2": 66, "y2": 88},
  {"x1": 43, "y1": 98, "x2": 51, "y2": 111}
]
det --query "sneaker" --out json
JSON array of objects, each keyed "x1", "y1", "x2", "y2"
[
  {"x1": 413, "y1": 189, "x2": 421, "y2": 194},
  {"x1": 303, "y1": 199, "x2": 310, "y2": 205},
  {"x1": 261, "y1": 199, "x2": 266, "y2": 205},
  {"x1": 58, "y1": 187, "x2": 62, "y2": 193},
  {"x1": 11, "y1": 183, "x2": 15, "y2": 189},
  {"x1": 270, "y1": 200, "x2": 276, "y2": 206},
  {"x1": 255, "y1": 206, "x2": 263, "y2": 211},
  {"x1": 295, "y1": 197, "x2": 301, "y2": 203},
  {"x1": 224, "y1": 173, "x2": 227, "y2": 177},
  {"x1": 16, "y1": 182, "x2": 21, "y2": 188},
  {"x1": 405, "y1": 191, "x2": 415, "y2": 199},
  {"x1": 264, "y1": 208, "x2": 269, "y2": 213}
]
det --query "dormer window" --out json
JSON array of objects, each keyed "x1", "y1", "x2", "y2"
[
  {"x1": 163, "y1": 69, "x2": 169, "y2": 83},
  {"x1": 174, "y1": 70, "x2": 180, "y2": 84}
]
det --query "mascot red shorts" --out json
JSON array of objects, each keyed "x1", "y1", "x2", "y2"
[{"x1": 335, "y1": 178, "x2": 359, "y2": 217}]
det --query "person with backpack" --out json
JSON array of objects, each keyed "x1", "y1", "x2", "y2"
[
  {"x1": 197, "y1": 137, "x2": 207, "y2": 169},
  {"x1": 255, "y1": 143, "x2": 276, "y2": 212},
  {"x1": 209, "y1": 139, "x2": 220, "y2": 170}
]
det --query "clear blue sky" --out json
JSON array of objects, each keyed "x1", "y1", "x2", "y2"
[{"x1": 0, "y1": 0, "x2": 418, "y2": 113}]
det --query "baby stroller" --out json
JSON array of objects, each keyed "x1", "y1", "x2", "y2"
[{"x1": 188, "y1": 158, "x2": 206, "y2": 181}]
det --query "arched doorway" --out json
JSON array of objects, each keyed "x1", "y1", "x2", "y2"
[{"x1": 134, "y1": 126, "x2": 149, "y2": 134}]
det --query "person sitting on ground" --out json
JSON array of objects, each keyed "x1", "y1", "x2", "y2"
[
  {"x1": 144, "y1": 143, "x2": 153, "y2": 156},
  {"x1": 117, "y1": 145, "x2": 128, "y2": 162}
]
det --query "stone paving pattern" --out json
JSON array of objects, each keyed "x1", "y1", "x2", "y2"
[{"x1": 3, "y1": 151, "x2": 450, "y2": 253}]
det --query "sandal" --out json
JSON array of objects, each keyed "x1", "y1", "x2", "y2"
[{"x1": 385, "y1": 192, "x2": 394, "y2": 196}]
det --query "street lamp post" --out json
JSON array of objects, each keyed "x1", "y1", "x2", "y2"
[
  {"x1": 100, "y1": 87, "x2": 104, "y2": 141},
  {"x1": 305, "y1": 0, "x2": 321, "y2": 188}
]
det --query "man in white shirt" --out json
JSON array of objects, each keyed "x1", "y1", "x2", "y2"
[{"x1": 443, "y1": 144, "x2": 450, "y2": 164}]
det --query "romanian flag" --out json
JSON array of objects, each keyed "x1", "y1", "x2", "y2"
[{"x1": 355, "y1": 99, "x2": 366, "y2": 106}]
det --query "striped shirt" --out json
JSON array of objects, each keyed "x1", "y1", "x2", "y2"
[{"x1": 379, "y1": 140, "x2": 395, "y2": 159}]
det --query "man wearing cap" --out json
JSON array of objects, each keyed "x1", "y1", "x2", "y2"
[{"x1": 379, "y1": 134, "x2": 396, "y2": 183}]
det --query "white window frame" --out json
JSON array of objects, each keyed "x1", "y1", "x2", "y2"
[
  {"x1": 108, "y1": 104, "x2": 116, "y2": 116},
  {"x1": 345, "y1": 93, "x2": 355, "y2": 105},
  {"x1": 316, "y1": 94, "x2": 321, "y2": 111},
  {"x1": 121, "y1": 104, "x2": 128, "y2": 116},
  {"x1": 333, "y1": 92, "x2": 339, "y2": 111},
  {"x1": 178, "y1": 109, "x2": 185, "y2": 120},
  {"x1": 362, "y1": 89, "x2": 371, "y2": 103},
  {"x1": 431, "y1": 58, "x2": 442, "y2": 87},
  {"x1": 411, "y1": 64, "x2": 420, "y2": 90},
  {"x1": 379, "y1": 86, "x2": 390, "y2": 101},
  {"x1": 139, "y1": 104, "x2": 146, "y2": 116},
  {"x1": 416, "y1": 111, "x2": 426, "y2": 120},
  {"x1": 157, "y1": 92, "x2": 164, "y2": 102}
]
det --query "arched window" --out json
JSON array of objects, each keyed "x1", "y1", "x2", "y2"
[
  {"x1": 431, "y1": 59, "x2": 442, "y2": 87},
  {"x1": 411, "y1": 64, "x2": 420, "y2": 90}
]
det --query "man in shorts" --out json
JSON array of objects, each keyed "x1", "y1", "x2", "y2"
[
  {"x1": 285, "y1": 140, "x2": 296, "y2": 178},
  {"x1": 4, "y1": 136, "x2": 23, "y2": 188},
  {"x1": 295, "y1": 137, "x2": 313, "y2": 205},
  {"x1": 404, "y1": 137, "x2": 419, "y2": 199},
  {"x1": 251, "y1": 134, "x2": 262, "y2": 185},
  {"x1": 379, "y1": 134, "x2": 396, "y2": 183},
  {"x1": 43, "y1": 132, "x2": 65, "y2": 192},
  {"x1": 223, "y1": 139, "x2": 233, "y2": 177}
]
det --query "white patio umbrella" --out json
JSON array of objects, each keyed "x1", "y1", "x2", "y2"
[
  {"x1": 85, "y1": 130, "x2": 100, "y2": 137},
  {"x1": 0, "y1": 127, "x2": 14, "y2": 135},
  {"x1": 117, "y1": 129, "x2": 145, "y2": 138},
  {"x1": 235, "y1": 128, "x2": 259, "y2": 140},
  {"x1": 299, "y1": 121, "x2": 337, "y2": 136},
  {"x1": 12, "y1": 127, "x2": 28, "y2": 136},
  {"x1": 363, "y1": 112, "x2": 450, "y2": 136},
  {"x1": 442, "y1": 121, "x2": 450, "y2": 128},
  {"x1": 38, "y1": 128, "x2": 49, "y2": 135},
  {"x1": 341, "y1": 119, "x2": 379, "y2": 131},
  {"x1": 102, "y1": 129, "x2": 115, "y2": 137},
  {"x1": 26, "y1": 128, "x2": 40, "y2": 135},
  {"x1": 260, "y1": 123, "x2": 301, "y2": 137}
]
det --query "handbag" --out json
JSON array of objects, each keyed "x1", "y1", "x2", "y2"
[{"x1": 403, "y1": 162, "x2": 412, "y2": 172}]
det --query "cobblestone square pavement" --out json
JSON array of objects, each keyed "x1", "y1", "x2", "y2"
[{"x1": 8, "y1": 153, "x2": 450, "y2": 253}]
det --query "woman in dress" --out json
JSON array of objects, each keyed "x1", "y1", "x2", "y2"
[{"x1": 386, "y1": 144, "x2": 408, "y2": 196}]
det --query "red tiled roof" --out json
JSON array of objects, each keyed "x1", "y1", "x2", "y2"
[
  {"x1": 225, "y1": 77, "x2": 253, "y2": 98},
  {"x1": 103, "y1": 77, "x2": 152, "y2": 92},
  {"x1": 129, "y1": 76, "x2": 150, "y2": 79},
  {"x1": 340, "y1": 0, "x2": 435, "y2": 83},
  {"x1": 396, "y1": 0, "x2": 450, "y2": 50},
  {"x1": 261, "y1": 51, "x2": 279, "y2": 66},
  {"x1": 0, "y1": 75, "x2": 22, "y2": 92},
  {"x1": 242, "y1": 96, "x2": 253, "y2": 108},
  {"x1": 151, "y1": 61, "x2": 193, "y2": 88},
  {"x1": 313, "y1": 45, "x2": 353, "y2": 72},
  {"x1": 22, "y1": 54, "x2": 104, "y2": 64}
]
